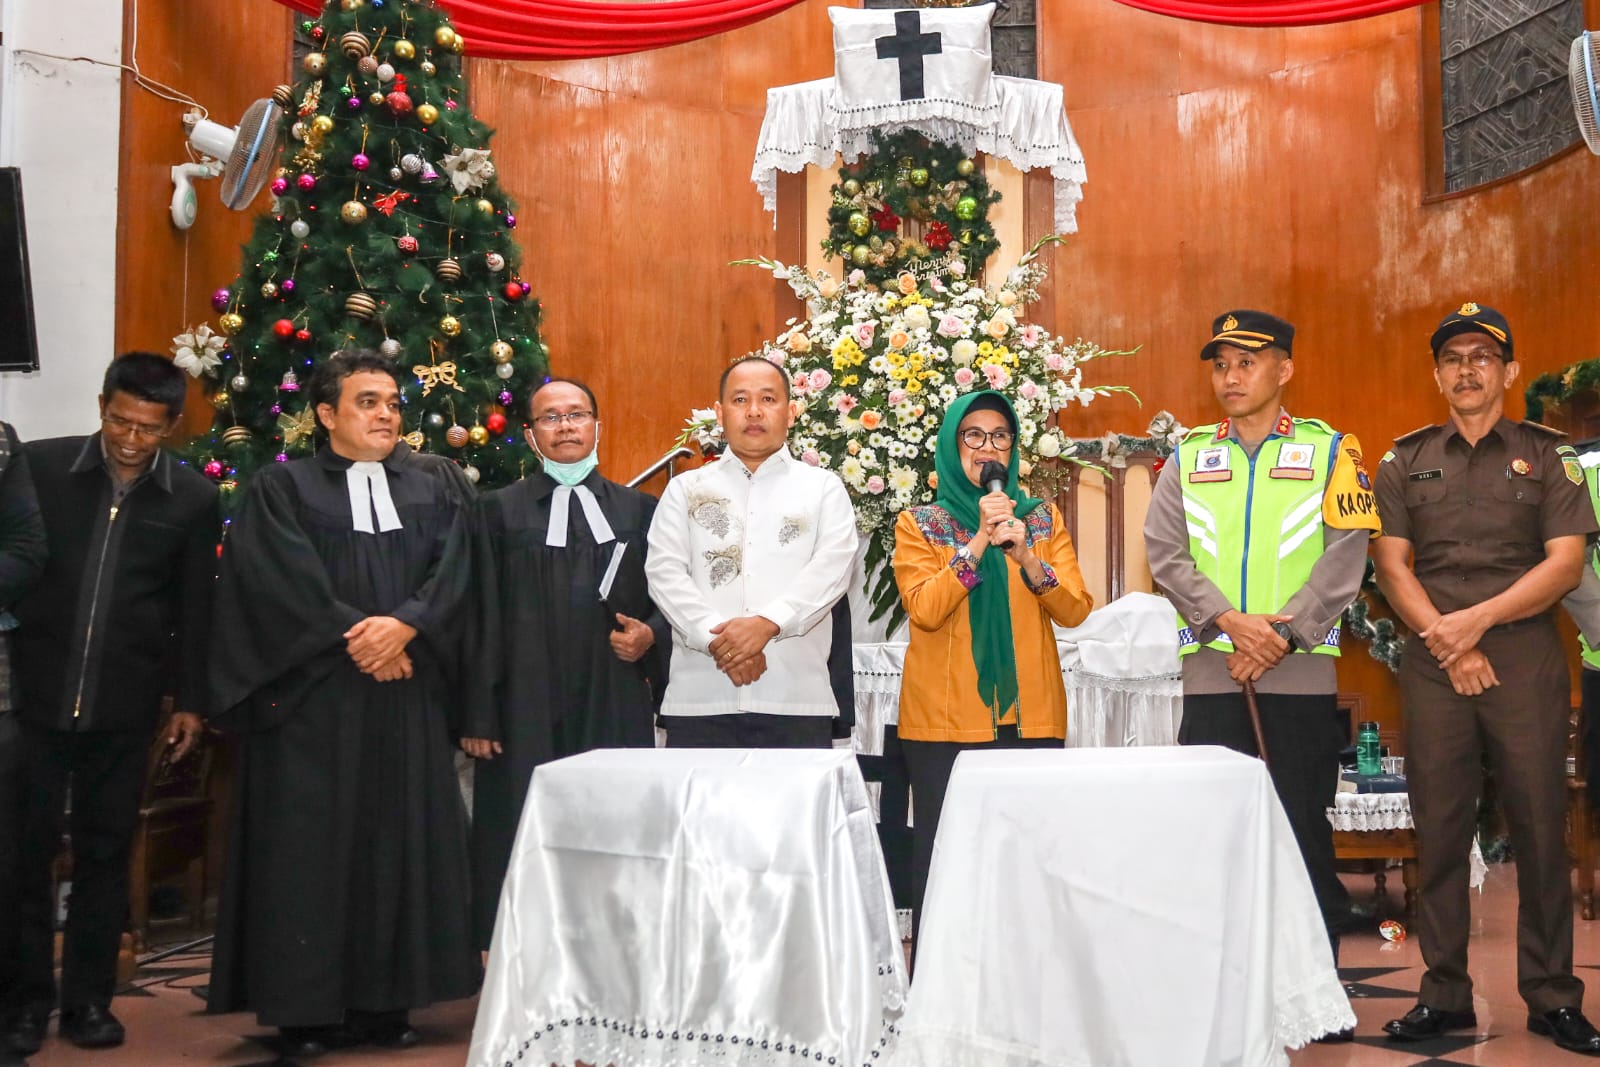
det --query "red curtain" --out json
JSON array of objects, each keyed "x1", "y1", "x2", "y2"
[
  {"x1": 274, "y1": 0, "x2": 806, "y2": 59},
  {"x1": 1109, "y1": 0, "x2": 1424, "y2": 27}
]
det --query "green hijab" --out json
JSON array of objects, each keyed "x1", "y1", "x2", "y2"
[{"x1": 933, "y1": 390, "x2": 1044, "y2": 720}]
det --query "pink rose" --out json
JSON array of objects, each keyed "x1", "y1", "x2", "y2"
[
  {"x1": 887, "y1": 388, "x2": 907, "y2": 406},
  {"x1": 791, "y1": 372, "x2": 809, "y2": 394},
  {"x1": 765, "y1": 351, "x2": 786, "y2": 367},
  {"x1": 834, "y1": 394, "x2": 858, "y2": 414},
  {"x1": 866, "y1": 475, "x2": 886, "y2": 494},
  {"x1": 1019, "y1": 380, "x2": 1039, "y2": 401},
  {"x1": 936, "y1": 315, "x2": 966, "y2": 338},
  {"x1": 801, "y1": 448, "x2": 821, "y2": 466},
  {"x1": 1044, "y1": 352, "x2": 1065, "y2": 371},
  {"x1": 855, "y1": 322, "x2": 877, "y2": 346},
  {"x1": 809, "y1": 369, "x2": 832, "y2": 391},
  {"x1": 953, "y1": 367, "x2": 976, "y2": 387}
]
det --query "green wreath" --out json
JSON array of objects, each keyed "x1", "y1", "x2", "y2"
[{"x1": 822, "y1": 129, "x2": 1000, "y2": 287}]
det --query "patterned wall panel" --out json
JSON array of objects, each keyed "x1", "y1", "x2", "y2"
[{"x1": 1438, "y1": 0, "x2": 1582, "y2": 191}]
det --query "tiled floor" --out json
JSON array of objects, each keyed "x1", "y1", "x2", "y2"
[{"x1": 22, "y1": 862, "x2": 1600, "y2": 1064}]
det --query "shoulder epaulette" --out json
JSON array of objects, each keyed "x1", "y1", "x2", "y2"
[
  {"x1": 1523, "y1": 420, "x2": 1567, "y2": 438},
  {"x1": 1394, "y1": 424, "x2": 1439, "y2": 446}
]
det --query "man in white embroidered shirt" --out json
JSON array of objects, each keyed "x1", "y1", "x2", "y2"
[{"x1": 647, "y1": 356, "x2": 858, "y2": 748}]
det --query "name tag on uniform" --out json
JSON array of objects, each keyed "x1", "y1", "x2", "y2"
[
  {"x1": 1270, "y1": 441, "x2": 1315, "y2": 480},
  {"x1": 1408, "y1": 468, "x2": 1443, "y2": 482},
  {"x1": 1189, "y1": 446, "x2": 1232, "y2": 483}
]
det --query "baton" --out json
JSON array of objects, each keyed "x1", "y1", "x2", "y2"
[{"x1": 1242, "y1": 679, "x2": 1270, "y2": 767}]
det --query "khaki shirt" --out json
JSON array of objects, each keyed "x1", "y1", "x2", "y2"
[{"x1": 1373, "y1": 417, "x2": 1596, "y2": 616}]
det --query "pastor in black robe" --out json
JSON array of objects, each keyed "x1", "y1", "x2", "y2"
[
  {"x1": 465, "y1": 469, "x2": 667, "y2": 947},
  {"x1": 206, "y1": 443, "x2": 479, "y2": 1027}
]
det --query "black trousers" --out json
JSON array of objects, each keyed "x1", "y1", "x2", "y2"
[
  {"x1": 1180, "y1": 691, "x2": 1351, "y2": 951},
  {"x1": 7, "y1": 722, "x2": 148, "y2": 1012},
  {"x1": 0, "y1": 713, "x2": 21, "y2": 1003},
  {"x1": 1583, "y1": 669, "x2": 1600, "y2": 813},
  {"x1": 901, "y1": 725, "x2": 1060, "y2": 965},
  {"x1": 659, "y1": 713, "x2": 833, "y2": 749}
]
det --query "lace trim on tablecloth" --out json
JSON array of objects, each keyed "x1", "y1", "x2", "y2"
[
  {"x1": 1273, "y1": 974, "x2": 1359, "y2": 1054},
  {"x1": 480, "y1": 1013, "x2": 901, "y2": 1067}
]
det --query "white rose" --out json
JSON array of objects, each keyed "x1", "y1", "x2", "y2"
[
  {"x1": 951, "y1": 339, "x2": 978, "y2": 366},
  {"x1": 1036, "y1": 432, "x2": 1062, "y2": 458}
]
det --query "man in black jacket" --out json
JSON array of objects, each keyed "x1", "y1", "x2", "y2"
[
  {"x1": 0, "y1": 419, "x2": 47, "y2": 1067},
  {"x1": 2, "y1": 354, "x2": 217, "y2": 1055}
]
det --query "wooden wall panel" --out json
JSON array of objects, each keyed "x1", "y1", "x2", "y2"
[{"x1": 115, "y1": 0, "x2": 294, "y2": 433}]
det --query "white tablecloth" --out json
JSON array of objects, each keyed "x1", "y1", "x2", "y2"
[
  {"x1": 468, "y1": 748, "x2": 907, "y2": 1067},
  {"x1": 894, "y1": 747, "x2": 1354, "y2": 1067}
]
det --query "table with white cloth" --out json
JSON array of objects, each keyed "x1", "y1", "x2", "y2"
[
  {"x1": 894, "y1": 747, "x2": 1354, "y2": 1067},
  {"x1": 467, "y1": 748, "x2": 908, "y2": 1067}
]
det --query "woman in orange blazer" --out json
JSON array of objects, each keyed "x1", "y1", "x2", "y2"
[{"x1": 893, "y1": 390, "x2": 1093, "y2": 954}]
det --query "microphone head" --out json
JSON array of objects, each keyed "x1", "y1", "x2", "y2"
[{"x1": 978, "y1": 459, "x2": 1009, "y2": 492}]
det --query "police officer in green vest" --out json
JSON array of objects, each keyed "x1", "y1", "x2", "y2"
[
  {"x1": 1144, "y1": 310, "x2": 1379, "y2": 993},
  {"x1": 1565, "y1": 450, "x2": 1600, "y2": 831}
]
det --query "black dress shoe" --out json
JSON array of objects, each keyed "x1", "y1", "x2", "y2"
[
  {"x1": 1383, "y1": 1003, "x2": 1477, "y2": 1041},
  {"x1": 1529, "y1": 1008, "x2": 1600, "y2": 1054},
  {"x1": 277, "y1": 1024, "x2": 361, "y2": 1060},
  {"x1": 59, "y1": 1004, "x2": 125, "y2": 1049},
  {"x1": 352, "y1": 1010, "x2": 420, "y2": 1049},
  {"x1": 1314, "y1": 1027, "x2": 1355, "y2": 1043},
  {"x1": 1, "y1": 1005, "x2": 48, "y2": 1056}
]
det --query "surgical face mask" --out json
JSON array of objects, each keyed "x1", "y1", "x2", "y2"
[{"x1": 538, "y1": 424, "x2": 601, "y2": 486}]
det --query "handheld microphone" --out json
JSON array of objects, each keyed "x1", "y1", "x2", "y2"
[{"x1": 979, "y1": 460, "x2": 1015, "y2": 549}]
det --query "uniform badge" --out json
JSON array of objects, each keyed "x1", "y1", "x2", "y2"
[
  {"x1": 1510, "y1": 458, "x2": 1531, "y2": 476},
  {"x1": 1357, "y1": 470, "x2": 1371, "y2": 490},
  {"x1": 1270, "y1": 441, "x2": 1315, "y2": 480},
  {"x1": 1380, "y1": 450, "x2": 1395, "y2": 464},
  {"x1": 1189, "y1": 446, "x2": 1232, "y2": 483},
  {"x1": 1459, "y1": 301, "x2": 1480, "y2": 315},
  {"x1": 1564, "y1": 455, "x2": 1584, "y2": 485},
  {"x1": 1222, "y1": 314, "x2": 1238, "y2": 331}
]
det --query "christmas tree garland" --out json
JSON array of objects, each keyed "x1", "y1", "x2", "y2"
[{"x1": 1525, "y1": 357, "x2": 1600, "y2": 423}]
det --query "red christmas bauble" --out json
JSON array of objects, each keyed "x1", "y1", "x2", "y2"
[
  {"x1": 386, "y1": 90, "x2": 414, "y2": 117},
  {"x1": 397, "y1": 234, "x2": 419, "y2": 254},
  {"x1": 486, "y1": 412, "x2": 507, "y2": 435},
  {"x1": 272, "y1": 318, "x2": 295, "y2": 339},
  {"x1": 503, "y1": 281, "x2": 524, "y2": 301},
  {"x1": 294, "y1": 328, "x2": 312, "y2": 343}
]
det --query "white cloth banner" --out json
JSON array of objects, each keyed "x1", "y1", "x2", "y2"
[
  {"x1": 830, "y1": 4, "x2": 996, "y2": 126},
  {"x1": 468, "y1": 748, "x2": 907, "y2": 1067},
  {"x1": 752, "y1": 75, "x2": 1087, "y2": 236},
  {"x1": 895, "y1": 747, "x2": 1355, "y2": 1067}
]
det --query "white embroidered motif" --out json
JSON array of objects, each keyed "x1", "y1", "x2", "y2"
[
  {"x1": 687, "y1": 492, "x2": 732, "y2": 539},
  {"x1": 778, "y1": 516, "x2": 809, "y2": 546},
  {"x1": 703, "y1": 545, "x2": 743, "y2": 588}
]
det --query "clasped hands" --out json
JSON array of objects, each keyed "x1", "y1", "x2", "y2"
[
  {"x1": 344, "y1": 615, "x2": 417, "y2": 683},
  {"x1": 708, "y1": 615, "x2": 779, "y2": 686},
  {"x1": 1420, "y1": 607, "x2": 1499, "y2": 696},
  {"x1": 970, "y1": 491, "x2": 1034, "y2": 565},
  {"x1": 1220, "y1": 610, "x2": 1293, "y2": 685}
]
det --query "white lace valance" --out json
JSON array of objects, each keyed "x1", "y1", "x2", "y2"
[{"x1": 752, "y1": 75, "x2": 1087, "y2": 236}]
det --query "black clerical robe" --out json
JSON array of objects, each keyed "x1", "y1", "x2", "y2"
[
  {"x1": 466, "y1": 469, "x2": 668, "y2": 947},
  {"x1": 206, "y1": 444, "x2": 479, "y2": 1027}
]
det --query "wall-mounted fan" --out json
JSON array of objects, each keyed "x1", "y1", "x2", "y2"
[
  {"x1": 169, "y1": 99, "x2": 282, "y2": 229},
  {"x1": 1572, "y1": 31, "x2": 1600, "y2": 155}
]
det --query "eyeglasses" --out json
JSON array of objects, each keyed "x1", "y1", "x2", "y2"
[
  {"x1": 1436, "y1": 350, "x2": 1502, "y2": 371},
  {"x1": 959, "y1": 428, "x2": 1015, "y2": 450},
  {"x1": 101, "y1": 413, "x2": 172, "y2": 440},
  {"x1": 533, "y1": 411, "x2": 595, "y2": 428}
]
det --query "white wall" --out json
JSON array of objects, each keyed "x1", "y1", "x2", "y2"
[{"x1": 0, "y1": 0, "x2": 122, "y2": 440}]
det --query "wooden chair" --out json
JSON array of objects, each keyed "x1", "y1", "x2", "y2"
[{"x1": 127, "y1": 719, "x2": 214, "y2": 953}]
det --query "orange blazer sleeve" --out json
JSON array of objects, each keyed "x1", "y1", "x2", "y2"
[
  {"x1": 1027, "y1": 503, "x2": 1094, "y2": 629},
  {"x1": 893, "y1": 508, "x2": 972, "y2": 632}
]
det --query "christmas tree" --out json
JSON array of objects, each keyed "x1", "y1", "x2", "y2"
[{"x1": 177, "y1": 0, "x2": 547, "y2": 501}]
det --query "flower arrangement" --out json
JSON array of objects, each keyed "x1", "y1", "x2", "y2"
[{"x1": 678, "y1": 237, "x2": 1134, "y2": 624}]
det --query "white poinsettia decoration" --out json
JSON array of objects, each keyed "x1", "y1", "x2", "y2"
[
  {"x1": 172, "y1": 324, "x2": 225, "y2": 378},
  {"x1": 440, "y1": 147, "x2": 495, "y2": 194},
  {"x1": 1147, "y1": 410, "x2": 1188, "y2": 448}
]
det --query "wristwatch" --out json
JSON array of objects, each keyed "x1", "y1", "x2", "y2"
[{"x1": 1270, "y1": 621, "x2": 1299, "y2": 650}]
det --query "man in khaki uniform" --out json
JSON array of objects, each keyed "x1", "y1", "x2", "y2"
[{"x1": 1373, "y1": 303, "x2": 1600, "y2": 1054}]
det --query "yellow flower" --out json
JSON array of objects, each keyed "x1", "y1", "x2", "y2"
[
  {"x1": 886, "y1": 351, "x2": 907, "y2": 367},
  {"x1": 841, "y1": 374, "x2": 859, "y2": 386},
  {"x1": 905, "y1": 379, "x2": 924, "y2": 393},
  {"x1": 978, "y1": 341, "x2": 994, "y2": 356},
  {"x1": 889, "y1": 366, "x2": 909, "y2": 381}
]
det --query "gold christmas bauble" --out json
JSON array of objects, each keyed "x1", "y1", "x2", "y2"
[
  {"x1": 956, "y1": 158, "x2": 975, "y2": 177},
  {"x1": 271, "y1": 84, "x2": 294, "y2": 111},
  {"x1": 311, "y1": 115, "x2": 335, "y2": 136},
  {"x1": 340, "y1": 200, "x2": 368, "y2": 224},
  {"x1": 420, "y1": 60, "x2": 437, "y2": 76},
  {"x1": 415, "y1": 103, "x2": 439, "y2": 126},
  {"x1": 339, "y1": 31, "x2": 371, "y2": 59},
  {"x1": 842, "y1": 179, "x2": 860, "y2": 197},
  {"x1": 345, "y1": 291, "x2": 378, "y2": 321},
  {"x1": 435, "y1": 26, "x2": 458, "y2": 48},
  {"x1": 848, "y1": 212, "x2": 870, "y2": 237},
  {"x1": 221, "y1": 425, "x2": 253, "y2": 449},
  {"x1": 393, "y1": 39, "x2": 416, "y2": 61},
  {"x1": 439, "y1": 314, "x2": 462, "y2": 337},
  {"x1": 211, "y1": 391, "x2": 230, "y2": 410},
  {"x1": 260, "y1": 281, "x2": 278, "y2": 299},
  {"x1": 451, "y1": 36, "x2": 465, "y2": 55},
  {"x1": 218, "y1": 312, "x2": 245, "y2": 335},
  {"x1": 340, "y1": 0, "x2": 363, "y2": 9},
  {"x1": 467, "y1": 425, "x2": 489, "y2": 447},
  {"x1": 445, "y1": 425, "x2": 470, "y2": 448},
  {"x1": 490, "y1": 340, "x2": 514, "y2": 363},
  {"x1": 368, "y1": 92, "x2": 386, "y2": 106},
  {"x1": 910, "y1": 167, "x2": 930, "y2": 186},
  {"x1": 303, "y1": 53, "x2": 327, "y2": 77},
  {"x1": 435, "y1": 258, "x2": 462, "y2": 283},
  {"x1": 850, "y1": 245, "x2": 870, "y2": 267},
  {"x1": 475, "y1": 198, "x2": 494, "y2": 216}
]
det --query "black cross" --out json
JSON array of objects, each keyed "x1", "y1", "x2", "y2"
[{"x1": 875, "y1": 11, "x2": 943, "y2": 101}]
